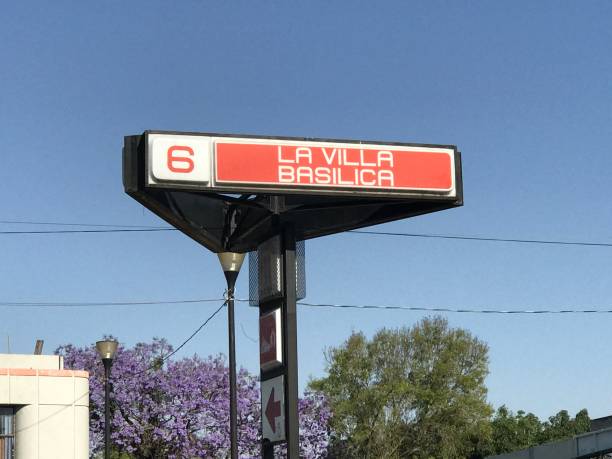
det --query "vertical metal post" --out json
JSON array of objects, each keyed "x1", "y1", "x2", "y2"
[
  {"x1": 262, "y1": 440, "x2": 274, "y2": 459},
  {"x1": 227, "y1": 281, "x2": 238, "y2": 459},
  {"x1": 103, "y1": 359, "x2": 112, "y2": 459},
  {"x1": 218, "y1": 252, "x2": 245, "y2": 459},
  {"x1": 282, "y1": 225, "x2": 300, "y2": 458}
]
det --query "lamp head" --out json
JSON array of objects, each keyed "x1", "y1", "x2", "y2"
[
  {"x1": 217, "y1": 252, "x2": 245, "y2": 273},
  {"x1": 96, "y1": 340, "x2": 118, "y2": 361},
  {"x1": 217, "y1": 252, "x2": 246, "y2": 290}
]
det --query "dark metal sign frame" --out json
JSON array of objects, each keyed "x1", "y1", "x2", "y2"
[{"x1": 124, "y1": 131, "x2": 463, "y2": 254}]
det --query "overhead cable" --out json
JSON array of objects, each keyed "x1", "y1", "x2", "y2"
[
  {"x1": 1, "y1": 297, "x2": 610, "y2": 315},
  {"x1": 1, "y1": 220, "x2": 611, "y2": 248},
  {"x1": 295, "y1": 301, "x2": 612, "y2": 315},
  {"x1": 348, "y1": 230, "x2": 612, "y2": 248},
  {"x1": 0, "y1": 228, "x2": 174, "y2": 234},
  {"x1": 155, "y1": 301, "x2": 227, "y2": 365},
  {"x1": 0, "y1": 299, "x2": 225, "y2": 307},
  {"x1": 0, "y1": 220, "x2": 165, "y2": 229}
]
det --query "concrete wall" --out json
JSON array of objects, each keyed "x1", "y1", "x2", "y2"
[
  {"x1": 0, "y1": 355, "x2": 88, "y2": 459},
  {"x1": 0, "y1": 355, "x2": 63, "y2": 371},
  {"x1": 489, "y1": 450, "x2": 531, "y2": 459},
  {"x1": 488, "y1": 439, "x2": 575, "y2": 459}
]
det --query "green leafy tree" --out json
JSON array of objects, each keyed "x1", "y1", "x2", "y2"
[
  {"x1": 488, "y1": 407, "x2": 591, "y2": 455},
  {"x1": 489, "y1": 406, "x2": 541, "y2": 453},
  {"x1": 309, "y1": 316, "x2": 492, "y2": 458},
  {"x1": 540, "y1": 409, "x2": 590, "y2": 443}
]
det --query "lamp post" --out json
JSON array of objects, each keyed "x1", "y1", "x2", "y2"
[
  {"x1": 217, "y1": 252, "x2": 246, "y2": 459},
  {"x1": 96, "y1": 339, "x2": 118, "y2": 459}
]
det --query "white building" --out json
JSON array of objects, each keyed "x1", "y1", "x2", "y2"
[{"x1": 0, "y1": 354, "x2": 89, "y2": 459}]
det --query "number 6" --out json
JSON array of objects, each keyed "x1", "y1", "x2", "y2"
[{"x1": 167, "y1": 146, "x2": 195, "y2": 173}]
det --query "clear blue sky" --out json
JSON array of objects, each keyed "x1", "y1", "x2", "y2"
[{"x1": 2, "y1": 1, "x2": 612, "y2": 420}]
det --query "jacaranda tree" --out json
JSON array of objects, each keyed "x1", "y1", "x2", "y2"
[{"x1": 57, "y1": 338, "x2": 330, "y2": 458}]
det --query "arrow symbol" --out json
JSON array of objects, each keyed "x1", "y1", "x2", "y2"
[{"x1": 265, "y1": 387, "x2": 282, "y2": 433}]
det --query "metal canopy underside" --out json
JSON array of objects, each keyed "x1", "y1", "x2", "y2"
[{"x1": 123, "y1": 134, "x2": 463, "y2": 253}]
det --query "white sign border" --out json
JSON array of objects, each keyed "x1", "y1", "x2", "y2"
[{"x1": 144, "y1": 131, "x2": 459, "y2": 199}]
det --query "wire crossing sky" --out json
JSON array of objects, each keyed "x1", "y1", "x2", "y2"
[
  {"x1": 3, "y1": 220, "x2": 612, "y2": 248},
  {"x1": 3, "y1": 297, "x2": 612, "y2": 315},
  {"x1": 1, "y1": 1, "x2": 612, "y2": 420}
]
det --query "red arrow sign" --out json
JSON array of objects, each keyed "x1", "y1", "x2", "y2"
[{"x1": 265, "y1": 387, "x2": 282, "y2": 433}]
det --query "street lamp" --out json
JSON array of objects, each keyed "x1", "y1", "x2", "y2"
[
  {"x1": 217, "y1": 252, "x2": 246, "y2": 459},
  {"x1": 96, "y1": 339, "x2": 118, "y2": 459}
]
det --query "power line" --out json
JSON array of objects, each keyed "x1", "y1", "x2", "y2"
[
  {"x1": 347, "y1": 230, "x2": 612, "y2": 248},
  {"x1": 156, "y1": 301, "x2": 227, "y2": 365},
  {"x1": 1, "y1": 220, "x2": 611, "y2": 248},
  {"x1": 4, "y1": 296, "x2": 612, "y2": 314},
  {"x1": 0, "y1": 220, "x2": 165, "y2": 229},
  {"x1": 37, "y1": 301, "x2": 230, "y2": 433},
  {"x1": 0, "y1": 228, "x2": 174, "y2": 235},
  {"x1": 111, "y1": 301, "x2": 227, "y2": 382},
  {"x1": 2, "y1": 296, "x2": 612, "y2": 314},
  {"x1": 295, "y1": 301, "x2": 612, "y2": 315},
  {"x1": 138, "y1": 300, "x2": 244, "y2": 432},
  {"x1": 0, "y1": 299, "x2": 224, "y2": 307}
]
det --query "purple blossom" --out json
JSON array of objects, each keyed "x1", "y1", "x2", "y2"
[{"x1": 57, "y1": 338, "x2": 330, "y2": 458}]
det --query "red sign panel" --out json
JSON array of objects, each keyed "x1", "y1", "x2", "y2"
[
  {"x1": 215, "y1": 140, "x2": 454, "y2": 194},
  {"x1": 260, "y1": 308, "x2": 282, "y2": 371}
]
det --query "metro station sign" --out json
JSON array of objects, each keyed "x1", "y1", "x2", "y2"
[
  {"x1": 146, "y1": 132, "x2": 457, "y2": 198},
  {"x1": 125, "y1": 128, "x2": 463, "y2": 456}
]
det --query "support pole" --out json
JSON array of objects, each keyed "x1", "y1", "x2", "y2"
[
  {"x1": 282, "y1": 225, "x2": 300, "y2": 458},
  {"x1": 103, "y1": 359, "x2": 112, "y2": 459},
  {"x1": 218, "y1": 252, "x2": 245, "y2": 459},
  {"x1": 227, "y1": 283, "x2": 238, "y2": 459},
  {"x1": 262, "y1": 440, "x2": 274, "y2": 459},
  {"x1": 96, "y1": 340, "x2": 117, "y2": 459}
]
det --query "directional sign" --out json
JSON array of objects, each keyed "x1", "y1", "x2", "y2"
[
  {"x1": 144, "y1": 132, "x2": 457, "y2": 198},
  {"x1": 261, "y1": 375, "x2": 285, "y2": 443},
  {"x1": 260, "y1": 308, "x2": 283, "y2": 371}
]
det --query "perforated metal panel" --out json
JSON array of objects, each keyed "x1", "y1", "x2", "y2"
[
  {"x1": 295, "y1": 240, "x2": 306, "y2": 301},
  {"x1": 248, "y1": 239, "x2": 305, "y2": 307}
]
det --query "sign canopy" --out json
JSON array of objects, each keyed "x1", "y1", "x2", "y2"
[{"x1": 124, "y1": 130, "x2": 463, "y2": 252}]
